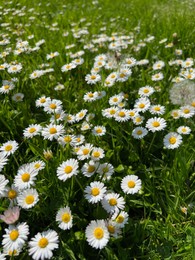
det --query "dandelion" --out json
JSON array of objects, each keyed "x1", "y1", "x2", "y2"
[
  {"x1": 101, "y1": 192, "x2": 125, "y2": 213},
  {"x1": 121, "y1": 175, "x2": 142, "y2": 194},
  {"x1": 163, "y1": 132, "x2": 182, "y2": 149},
  {"x1": 57, "y1": 158, "x2": 79, "y2": 181},
  {"x1": 146, "y1": 117, "x2": 167, "y2": 132},
  {"x1": 41, "y1": 124, "x2": 65, "y2": 141},
  {"x1": 2, "y1": 222, "x2": 29, "y2": 251},
  {"x1": 132, "y1": 127, "x2": 148, "y2": 139},
  {"x1": 85, "y1": 220, "x2": 110, "y2": 249},
  {"x1": 17, "y1": 188, "x2": 39, "y2": 209},
  {"x1": 56, "y1": 206, "x2": 73, "y2": 230},
  {"x1": 29, "y1": 230, "x2": 59, "y2": 260},
  {"x1": 84, "y1": 181, "x2": 107, "y2": 204},
  {"x1": 0, "y1": 140, "x2": 19, "y2": 157}
]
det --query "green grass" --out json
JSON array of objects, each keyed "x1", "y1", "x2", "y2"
[{"x1": 0, "y1": 0, "x2": 195, "y2": 259}]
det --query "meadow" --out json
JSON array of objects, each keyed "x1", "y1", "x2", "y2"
[{"x1": 0, "y1": 0, "x2": 195, "y2": 259}]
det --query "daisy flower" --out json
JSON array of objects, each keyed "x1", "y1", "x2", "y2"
[
  {"x1": 14, "y1": 164, "x2": 38, "y2": 190},
  {"x1": 41, "y1": 124, "x2": 65, "y2": 141},
  {"x1": 23, "y1": 124, "x2": 42, "y2": 138},
  {"x1": 35, "y1": 96, "x2": 51, "y2": 108},
  {"x1": 180, "y1": 106, "x2": 195, "y2": 118},
  {"x1": 75, "y1": 109, "x2": 88, "y2": 122},
  {"x1": 29, "y1": 230, "x2": 59, "y2": 260},
  {"x1": 2, "y1": 222, "x2": 29, "y2": 251},
  {"x1": 58, "y1": 134, "x2": 77, "y2": 147},
  {"x1": 85, "y1": 73, "x2": 101, "y2": 84},
  {"x1": 85, "y1": 220, "x2": 110, "y2": 249},
  {"x1": 170, "y1": 109, "x2": 181, "y2": 119},
  {"x1": 50, "y1": 110, "x2": 66, "y2": 123},
  {"x1": 12, "y1": 93, "x2": 24, "y2": 102},
  {"x1": 111, "y1": 210, "x2": 129, "y2": 228},
  {"x1": 146, "y1": 117, "x2": 167, "y2": 132},
  {"x1": 138, "y1": 86, "x2": 155, "y2": 97},
  {"x1": 0, "y1": 175, "x2": 9, "y2": 197},
  {"x1": 121, "y1": 175, "x2": 142, "y2": 194},
  {"x1": 101, "y1": 192, "x2": 125, "y2": 213},
  {"x1": 81, "y1": 161, "x2": 98, "y2": 177},
  {"x1": 46, "y1": 52, "x2": 59, "y2": 60},
  {"x1": 0, "y1": 140, "x2": 19, "y2": 157},
  {"x1": 61, "y1": 62, "x2": 76, "y2": 72},
  {"x1": 114, "y1": 109, "x2": 131, "y2": 122},
  {"x1": 84, "y1": 181, "x2": 107, "y2": 204},
  {"x1": 57, "y1": 158, "x2": 79, "y2": 182},
  {"x1": 7, "y1": 64, "x2": 22, "y2": 74},
  {"x1": 0, "y1": 152, "x2": 8, "y2": 172},
  {"x1": 152, "y1": 60, "x2": 165, "y2": 70},
  {"x1": 56, "y1": 206, "x2": 73, "y2": 230},
  {"x1": 76, "y1": 143, "x2": 93, "y2": 161},
  {"x1": 65, "y1": 114, "x2": 76, "y2": 124},
  {"x1": 102, "y1": 106, "x2": 119, "y2": 119},
  {"x1": 97, "y1": 163, "x2": 114, "y2": 181},
  {"x1": 91, "y1": 147, "x2": 105, "y2": 161},
  {"x1": 83, "y1": 92, "x2": 98, "y2": 102},
  {"x1": 177, "y1": 126, "x2": 191, "y2": 135},
  {"x1": 5, "y1": 185, "x2": 19, "y2": 202},
  {"x1": 132, "y1": 115, "x2": 145, "y2": 125},
  {"x1": 109, "y1": 95, "x2": 123, "y2": 106},
  {"x1": 163, "y1": 132, "x2": 183, "y2": 149},
  {"x1": 132, "y1": 127, "x2": 148, "y2": 139},
  {"x1": 74, "y1": 135, "x2": 85, "y2": 146},
  {"x1": 124, "y1": 57, "x2": 137, "y2": 67},
  {"x1": 0, "y1": 81, "x2": 15, "y2": 94},
  {"x1": 92, "y1": 126, "x2": 106, "y2": 136},
  {"x1": 30, "y1": 160, "x2": 46, "y2": 173},
  {"x1": 151, "y1": 72, "x2": 164, "y2": 81},
  {"x1": 134, "y1": 97, "x2": 151, "y2": 113},
  {"x1": 149, "y1": 104, "x2": 165, "y2": 115},
  {"x1": 17, "y1": 188, "x2": 39, "y2": 209},
  {"x1": 43, "y1": 99, "x2": 63, "y2": 114}
]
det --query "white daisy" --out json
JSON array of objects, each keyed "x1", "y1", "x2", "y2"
[
  {"x1": 114, "y1": 109, "x2": 131, "y2": 122},
  {"x1": 121, "y1": 175, "x2": 142, "y2": 194},
  {"x1": 92, "y1": 126, "x2": 106, "y2": 136},
  {"x1": 138, "y1": 86, "x2": 155, "y2": 97},
  {"x1": 0, "y1": 152, "x2": 8, "y2": 172},
  {"x1": 151, "y1": 72, "x2": 164, "y2": 81},
  {"x1": 43, "y1": 99, "x2": 63, "y2": 114},
  {"x1": 102, "y1": 106, "x2": 119, "y2": 119},
  {"x1": 41, "y1": 124, "x2": 65, "y2": 141},
  {"x1": 85, "y1": 73, "x2": 101, "y2": 84},
  {"x1": 35, "y1": 96, "x2": 51, "y2": 108},
  {"x1": 101, "y1": 193, "x2": 125, "y2": 213},
  {"x1": 84, "y1": 181, "x2": 107, "y2": 204},
  {"x1": 85, "y1": 220, "x2": 110, "y2": 249},
  {"x1": 180, "y1": 106, "x2": 195, "y2": 118},
  {"x1": 76, "y1": 143, "x2": 93, "y2": 161},
  {"x1": 23, "y1": 124, "x2": 42, "y2": 138},
  {"x1": 134, "y1": 97, "x2": 151, "y2": 113},
  {"x1": 146, "y1": 117, "x2": 167, "y2": 132},
  {"x1": 163, "y1": 132, "x2": 183, "y2": 149},
  {"x1": 29, "y1": 230, "x2": 59, "y2": 260},
  {"x1": 111, "y1": 210, "x2": 129, "y2": 228},
  {"x1": 132, "y1": 127, "x2": 148, "y2": 139},
  {"x1": 96, "y1": 163, "x2": 114, "y2": 181},
  {"x1": 0, "y1": 175, "x2": 9, "y2": 197},
  {"x1": 105, "y1": 220, "x2": 122, "y2": 238},
  {"x1": 57, "y1": 158, "x2": 79, "y2": 182},
  {"x1": 91, "y1": 147, "x2": 105, "y2": 161},
  {"x1": 56, "y1": 206, "x2": 73, "y2": 230},
  {"x1": 17, "y1": 188, "x2": 39, "y2": 209},
  {"x1": 12, "y1": 93, "x2": 24, "y2": 102},
  {"x1": 132, "y1": 115, "x2": 145, "y2": 125},
  {"x1": 81, "y1": 161, "x2": 98, "y2": 177},
  {"x1": 177, "y1": 126, "x2": 191, "y2": 135},
  {"x1": 149, "y1": 104, "x2": 165, "y2": 115},
  {"x1": 2, "y1": 222, "x2": 29, "y2": 251},
  {"x1": 0, "y1": 140, "x2": 19, "y2": 157},
  {"x1": 61, "y1": 62, "x2": 76, "y2": 72}
]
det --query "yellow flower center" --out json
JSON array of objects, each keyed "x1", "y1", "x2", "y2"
[
  {"x1": 49, "y1": 127, "x2": 57, "y2": 134},
  {"x1": 8, "y1": 189, "x2": 17, "y2": 199},
  {"x1": 82, "y1": 148, "x2": 90, "y2": 155},
  {"x1": 118, "y1": 111, "x2": 125, "y2": 117},
  {"x1": 64, "y1": 166, "x2": 73, "y2": 174},
  {"x1": 96, "y1": 128, "x2": 102, "y2": 134},
  {"x1": 91, "y1": 187, "x2": 100, "y2": 196},
  {"x1": 119, "y1": 73, "x2": 125, "y2": 78},
  {"x1": 40, "y1": 98, "x2": 46, "y2": 103},
  {"x1": 9, "y1": 230, "x2": 19, "y2": 241},
  {"x1": 25, "y1": 195, "x2": 35, "y2": 204},
  {"x1": 191, "y1": 102, "x2": 195, "y2": 107},
  {"x1": 50, "y1": 103, "x2": 57, "y2": 109},
  {"x1": 29, "y1": 127, "x2": 36, "y2": 133},
  {"x1": 21, "y1": 173, "x2": 30, "y2": 182},
  {"x1": 109, "y1": 198, "x2": 117, "y2": 206},
  {"x1": 143, "y1": 89, "x2": 149, "y2": 93},
  {"x1": 94, "y1": 227, "x2": 104, "y2": 239},
  {"x1": 107, "y1": 225, "x2": 115, "y2": 234},
  {"x1": 38, "y1": 237, "x2": 49, "y2": 248},
  {"x1": 135, "y1": 117, "x2": 141, "y2": 123},
  {"x1": 116, "y1": 215, "x2": 124, "y2": 223},
  {"x1": 88, "y1": 165, "x2": 95, "y2": 173},
  {"x1": 103, "y1": 167, "x2": 109, "y2": 173},
  {"x1": 61, "y1": 213, "x2": 71, "y2": 223},
  {"x1": 5, "y1": 145, "x2": 13, "y2": 151},
  {"x1": 169, "y1": 137, "x2": 176, "y2": 144},
  {"x1": 154, "y1": 106, "x2": 160, "y2": 111},
  {"x1": 137, "y1": 130, "x2": 142, "y2": 135},
  {"x1": 4, "y1": 85, "x2": 10, "y2": 89},
  {"x1": 91, "y1": 75, "x2": 97, "y2": 80},
  {"x1": 183, "y1": 109, "x2": 190, "y2": 114},
  {"x1": 64, "y1": 136, "x2": 72, "y2": 142},
  {"x1": 128, "y1": 180, "x2": 136, "y2": 188},
  {"x1": 34, "y1": 163, "x2": 41, "y2": 169},
  {"x1": 152, "y1": 121, "x2": 160, "y2": 127},
  {"x1": 8, "y1": 250, "x2": 18, "y2": 256},
  {"x1": 55, "y1": 114, "x2": 60, "y2": 119},
  {"x1": 93, "y1": 151, "x2": 100, "y2": 158},
  {"x1": 129, "y1": 111, "x2": 135, "y2": 116},
  {"x1": 139, "y1": 103, "x2": 145, "y2": 108},
  {"x1": 109, "y1": 109, "x2": 116, "y2": 115},
  {"x1": 181, "y1": 128, "x2": 187, "y2": 132},
  {"x1": 88, "y1": 93, "x2": 94, "y2": 97},
  {"x1": 113, "y1": 97, "x2": 118, "y2": 102}
]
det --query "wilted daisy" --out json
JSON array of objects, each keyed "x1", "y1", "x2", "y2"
[
  {"x1": 97, "y1": 163, "x2": 114, "y2": 181},
  {"x1": 85, "y1": 73, "x2": 101, "y2": 84},
  {"x1": 0, "y1": 140, "x2": 19, "y2": 157},
  {"x1": 23, "y1": 124, "x2": 42, "y2": 138},
  {"x1": 121, "y1": 175, "x2": 142, "y2": 194},
  {"x1": 2, "y1": 222, "x2": 29, "y2": 251},
  {"x1": 81, "y1": 161, "x2": 98, "y2": 177},
  {"x1": 56, "y1": 206, "x2": 73, "y2": 230},
  {"x1": 41, "y1": 124, "x2": 65, "y2": 141},
  {"x1": 57, "y1": 158, "x2": 79, "y2": 181},
  {"x1": 132, "y1": 127, "x2": 148, "y2": 139},
  {"x1": 0, "y1": 175, "x2": 9, "y2": 197},
  {"x1": 163, "y1": 132, "x2": 182, "y2": 149},
  {"x1": 91, "y1": 147, "x2": 105, "y2": 161},
  {"x1": 17, "y1": 188, "x2": 39, "y2": 209},
  {"x1": 179, "y1": 105, "x2": 195, "y2": 118},
  {"x1": 84, "y1": 181, "x2": 107, "y2": 204},
  {"x1": 85, "y1": 219, "x2": 110, "y2": 249},
  {"x1": 0, "y1": 206, "x2": 20, "y2": 225},
  {"x1": 177, "y1": 126, "x2": 191, "y2": 135},
  {"x1": 134, "y1": 97, "x2": 151, "y2": 113},
  {"x1": 92, "y1": 126, "x2": 106, "y2": 136},
  {"x1": 101, "y1": 192, "x2": 125, "y2": 213},
  {"x1": 0, "y1": 152, "x2": 8, "y2": 172},
  {"x1": 149, "y1": 104, "x2": 165, "y2": 115},
  {"x1": 12, "y1": 93, "x2": 24, "y2": 102},
  {"x1": 146, "y1": 117, "x2": 167, "y2": 132},
  {"x1": 14, "y1": 164, "x2": 38, "y2": 190},
  {"x1": 138, "y1": 86, "x2": 155, "y2": 97},
  {"x1": 29, "y1": 230, "x2": 59, "y2": 260}
]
